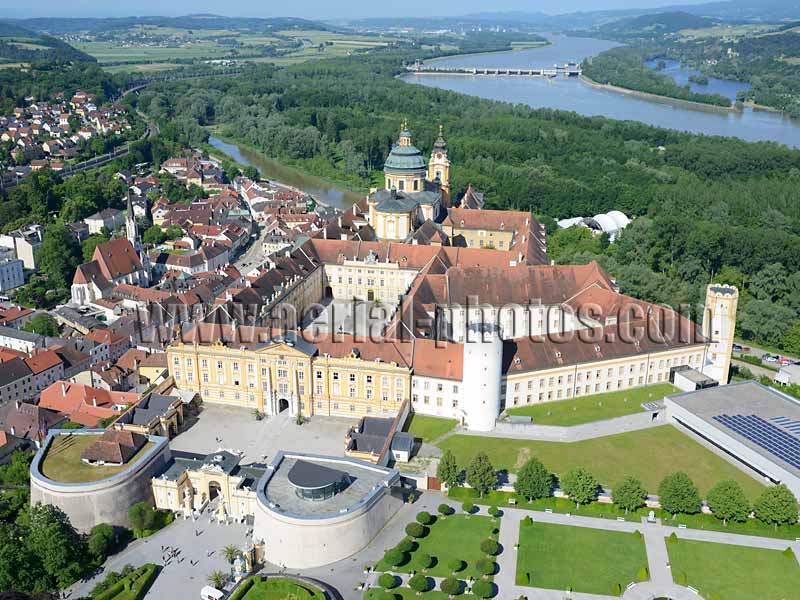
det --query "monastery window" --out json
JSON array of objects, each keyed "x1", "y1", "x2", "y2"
[
  {"x1": 332, "y1": 383, "x2": 340, "y2": 395},
  {"x1": 499, "y1": 241, "x2": 504, "y2": 248},
  {"x1": 203, "y1": 389, "x2": 209, "y2": 397},
  {"x1": 453, "y1": 385, "x2": 459, "y2": 394},
  {"x1": 557, "y1": 390, "x2": 562, "y2": 399},
  {"x1": 538, "y1": 393, "x2": 544, "y2": 402},
  {"x1": 173, "y1": 356, "x2": 179, "y2": 366},
  {"x1": 437, "y1": 383, "x2": 444, "y2": 392},
  {"x1": 261, "y1": 368, "x2": 267, "y2": 377},
  {"x1": 628, "y1": 378, "x2": 633, "y2": 386},
  {"x1": 219, "y1": 391, "x2": 225, "y2": 399},
  {"x1": 247, "y1": 364, "x2": 254, "y2": 373},
  {"x1": 217, "y1": 361, "x2": 223, "y2": 370},
  {"x1": 423, "y1": 396, "x2": 430, "y2": 405},
  {"x1": 413, "y1": 180, "x2": 419, "y2": 191},
  {"x1": 366, "y1": 388, "x2": 373, "y2": 400},
  {"x1": 201, "y1": 359, "x2": 208, "y2": 368},
  {"x1": 349, "y1": 386, "x2": 356, "y2": 398},
  {"x1": 412, "y1": 380, "x2": 417, "y2": 389},
  {"x1": 317, "y1": 401, "x2": 323, "y2": 409},
  {"x1": 234, "y1": 392, "x2": 240, "y2": 401},
  {"x1": 298, "y1": 371, "x2": 304, "y2": 380},
  {"x1": 186, "y1": 358, "x2": 193, "y2": 367},
  {"x1": 233, "y1": 362, "x2": 239, "y2": 372},
  {"x1": 187, "y1": 372, "x2": 194, "y2": 382},
  {"x1": 395, "y1": 378, "x2": 403, "y2": 389},
  {"x1": 436, "y1": 397, "x2": 443, "y2": 407},
  {"x1": 175, "y1": 370, "x2": 181, "y2": 380},
  {"x1": 299, "y1": 385, "x2": 305, "y2": 396},
  {"x1": 366, "y1": 406, "x2": 372, "y2": 414},
  {"x1": 249, "y1": 381, "x2": 255, "y2": 389},
  {"x1": 398, "y1": 180, "x2": 405, "y2": 191},
  {"x1": 349, "y1": 373, "x2": 356, "y2": 383},
  {"x1": 278, "y1": 369, "x2": 288, "y2": 379},
  {"x1": 333, "y1": 402, "x2": 339, "y2": 410},
  {"x1": 279, "y1": 383, "x2": 289, "y2": 395},
  {"x1": 332, "y1": 372, "x2": 339, "y2": 380},
  {"x1": 452, "y1": 399, "x2": 459, "y2": 408},
  {"x1": 316, "y1": 384, "x2": 323, "y2": 395},
  {"x1": 366, "y1": 375, "x2": 373, "y2": 384},
  {"x1": 423, "y1": 381, "x2": 430, "y2": 391},
  {"x1": 382, "y1": 391, "x2": 389, "y2": 402}
]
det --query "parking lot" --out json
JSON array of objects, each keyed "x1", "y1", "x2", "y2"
[{"x1": 170, "y1": 403, "x2": 359, "y2": 463}]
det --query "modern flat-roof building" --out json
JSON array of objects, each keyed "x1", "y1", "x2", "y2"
[{"x1": 665, "y1": 381, "x2": 800, "y2": 497}]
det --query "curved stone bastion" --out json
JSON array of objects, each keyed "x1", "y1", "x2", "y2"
[
  {"x1": 252, "y1": 451, "x2": 404, "y2": 569},
  {"x1": 30, "y1": 429, "x2": 171, "y2": 532}
]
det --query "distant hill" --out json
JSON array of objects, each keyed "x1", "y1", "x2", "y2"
[
  {"x1": 0, "y1": 21, "x2": 94, "y2": 63},
  {"x1": 598, "y1": 12, "x2": 718, "y2": 36},
  {"x1": 10, "y1": 15, "x2": 332, "y2": 35}
]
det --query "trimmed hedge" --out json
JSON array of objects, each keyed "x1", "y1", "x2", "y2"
[{"x1": 94, "y1": 564, "x2": 157, "y2": 600}]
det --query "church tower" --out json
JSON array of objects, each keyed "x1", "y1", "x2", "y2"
[
  {"x1": 126, "y1": 190, "x2": 151, "y2": 286},
  {"x1": 701, "y1": 284, "x2": 739, "y2": 385},
  {"x1": 428, "y1": 124, "x2": 451, "y2": 205}
]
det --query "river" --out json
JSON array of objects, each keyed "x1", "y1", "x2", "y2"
[
  {"x1": 403, "y1": 34, "x2": 800, "y2": 148},
  {"x1": 208, "y1": 136, "x2": 362, "y2": 209}
]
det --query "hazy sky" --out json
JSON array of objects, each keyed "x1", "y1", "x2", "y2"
[{"x1": 3, "y1": 0, "x2": 711, "y2": 20}]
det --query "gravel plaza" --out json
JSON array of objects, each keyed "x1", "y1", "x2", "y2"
[{"x1": 170, "y1": 403, "x2": 359, "y2": 463}]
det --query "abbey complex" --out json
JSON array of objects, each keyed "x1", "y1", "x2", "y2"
[{"x1": 167, "y1": 124, "x2": 739, "y2": 432}]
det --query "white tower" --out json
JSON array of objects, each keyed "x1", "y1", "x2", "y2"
[
  {"x1": 461, "y1": 324, "x2": 503, "y2": 432},
  {"x1": 701, "y1": 284, "x2": 739, "y2": 385}
]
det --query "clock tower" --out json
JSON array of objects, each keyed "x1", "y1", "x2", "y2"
[{"x1": 428, "y1": 124, "x2": 450, "y2": 204}]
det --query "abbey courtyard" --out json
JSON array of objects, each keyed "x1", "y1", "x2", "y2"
[{"x1": 15, "y1": 124, "x2": 800, "y2": 600}]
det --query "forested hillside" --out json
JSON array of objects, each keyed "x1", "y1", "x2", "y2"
[
  {"x1": 125, "y1": 47, "x2": 800, "y2": 352},
  {"x1": 0, "y1": 22, "x2": 93, "y2": 64}
]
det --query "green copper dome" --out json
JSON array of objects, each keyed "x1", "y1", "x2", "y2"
[{"x1": 384, "y1": 143, "x2": 427, "y2": 172}]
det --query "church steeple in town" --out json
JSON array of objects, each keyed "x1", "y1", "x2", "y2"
[
  {"x1": 125, "y1": 188, "x2": 138, "y2": 246},
  {"x1": 428, "y1": 124, "x2": 451, "y2": 204}
]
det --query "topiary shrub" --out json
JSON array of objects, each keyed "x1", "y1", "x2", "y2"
[
  {"x1": 405, "y1": 522, "x2": 427, "y2": 538},
  {"x1": 522, "y1": 515, "x2": 533, "y2": 526},
  {"x1": 783, "y1": 547, "x2": 795, "y2": 558},
  {"x1": 475, "y1": 557, "x2": 495, "y2": 577},
  {"x1": 440, "y1": 576, "x2": 461, "y2": 596},
  {"x1": 613, "y1": 582, "x2": 622, "y2": 596},
  {"x1": 674, "y1": 571, "x2": 687, "y2": 585},
  {"x1": 488, "y1": 505, "x2": 501, "y2": 517},
  {"x1": 414, "y1": 551, "x2": 433, "y2": 570},
  {"x1": 462, "y1": 501, "x2": 474, "y2": 514},
  {"x1": 668, "y1": 532, "x2": 679, "y2": 544},
  {"x1": 448, "y1": 558, "x2": 465, "y2": 572},
  {"x1": 383, "y1": 548, "x2": 406, "y2": 568},
  {"x1": 438, "y1": 503, "x2": 454, "y2": 516},
  {"x1": 480, "y1": 538, "x2": 500, "y2": 556},
  {"x1": 395, "y1": 537, "x2": 415, "y2": 553},
  {"x1": 633, "y1": 529, "x2": 642, "y2": 539},
  {"x1": 378, "y1": 573, "x2": 398, "y2": 589},
  {"x1": 416, "y1": 510, "x2": 434, "y2": 525},
  {"x1": 637, "y1": 566, "x2": 649, "y2": 581},
  {"x1": 471, "y1": 580, "x2": 494, "y2": 599},
  {"x1": 408, "y1": 573, "x2": 430, "y2": 593}
]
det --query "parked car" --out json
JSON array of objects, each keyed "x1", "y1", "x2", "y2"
[
  {"x1": 779, "y1": 357, "x2": 791, "y2": 366},
  {"x1": 764, "y1": 355, "x2": 779, "y2": 363},
  {"x1": 732, "y1": 343, "x2": 743, "y2": 352}
]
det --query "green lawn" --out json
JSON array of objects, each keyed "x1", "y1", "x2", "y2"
[
  {"x1": 404, "y1": 414, "x2": 457, "y2": 442},
  {"x1": 506, "y1": 384, "x2": 678, "y2": 426},
  {"x1": 40, "y1": 434, "x2": 154, "y2": 483},
  {"x1": 364, "y1": 589, "x2": 475, "y2": 599},
  {"x1": 667, "y1": 538, "x2": 800, "y2": 600},
  {"x1": 376, "y1": 514, "x2": 497, "y2": 580},
  {"x1": 236, "y1": 576, "x2": 324, "y2": 599},
  {"x1": 438, "y1": 425, "x2": 765, "y2": 498},
  {"x1": 516, "y1": 522, "x2": 648, "y2": 595}
]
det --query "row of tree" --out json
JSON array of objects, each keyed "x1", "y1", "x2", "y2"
[{"x1": 437, "y1": 450, "x2": 799, "y2": 528}]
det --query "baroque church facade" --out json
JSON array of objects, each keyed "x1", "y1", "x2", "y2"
[{"x1": 367, "y1": 123, "x2": 451, "y2": 241}]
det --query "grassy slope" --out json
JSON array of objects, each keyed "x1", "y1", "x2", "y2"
[
  {"x1": 516, "y1": 521, "x2": 648, "y2": 594},
  {"x1": 667, "y1": 538, "x2": 800, "y2": 600},
  {"x1": 40, "y1": 435, "x2": 154, "y2": 483},
  {"x1": 506, "y1": 384, "x2": 678, "y2": 426},
  {"x1": 404, "y1": 414, "x2": 457, "y2": 442},
  {"x1": 438, "y1": 425, "x2": 765, "y2": 498}
]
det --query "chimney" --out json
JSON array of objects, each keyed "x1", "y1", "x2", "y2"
[
  {"x1": 92, "y1": 397, "x2": 97, "y2": 407},
  {"x1": 61, "y1": 381, "x2": 66, "y2": 395}
]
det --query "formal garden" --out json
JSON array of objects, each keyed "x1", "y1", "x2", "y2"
[
  {"x1": 439, "y1": 450, "x2": 800, "y2": 541},
  {"x1": 86, "y1": 564, "x2": 158, "y2": 600},
  {"x1": 505, "y1": 383, "x2": 678, "y2": 426},
  {"x1": 371, "y1": 504, "x2": 501, "y2": 598},
  {"x1": 666, "y1": 536, "x2": 800, "y2": 600},
  {"x1": 516, "y1": 521, "x2": 649, "y2": 595}
]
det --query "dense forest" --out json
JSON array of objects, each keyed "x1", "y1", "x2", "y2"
[{"x1": 128, "y1": 46, "x2": 800, "y2": 352}]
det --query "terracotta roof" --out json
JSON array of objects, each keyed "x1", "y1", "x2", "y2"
[
  {"x1": 0, "y1": 401, "x2": 64, "y2": 441},
  {"x1": 0, "y1": 305, "x2": 33, "y2": 324},
  {"x1": 411, "y1": 339, "x2": 463, "y2": 380},
  {"x1": 39, "y1": 381, "x2": 139, "y2": 427},
  {"x1": 23, "y1": 350, "x2": 62, "y2": 375},
  {"x1": 72, "y1": 260, "x2": 113, "y2": 289},
  {"x1": 116, "y1": 348, "x2": 149, "y2": 371},
  {"x1": 92, "y1": 238, "x2": 143, "y2": 280},
  {"x1": 80, "y1": 429, "x2": 147, "y2": 464}
]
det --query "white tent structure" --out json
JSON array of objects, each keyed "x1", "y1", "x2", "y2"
[{"x1": 557, "y1": 210, "x2": 631, "y2": 241}]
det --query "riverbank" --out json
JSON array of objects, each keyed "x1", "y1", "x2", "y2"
[
  {"x1": 580, "y1": 74, "x2": 736, "y2": 114},
  {"x1": 425, "y1": 41, "x2": 551, "y2": 65},
  {"x1": 205, "y1": 132, "x2": 365, "y2": 209}
]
